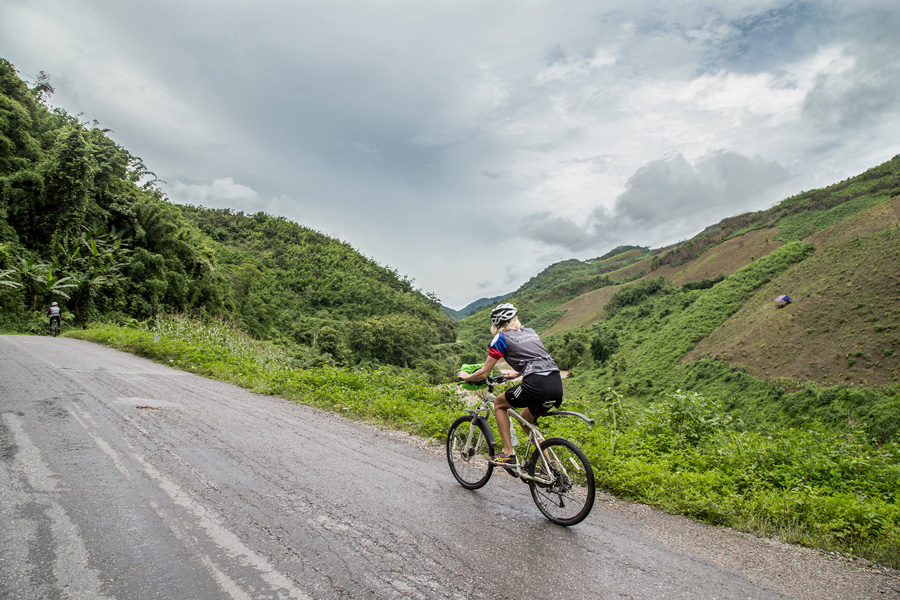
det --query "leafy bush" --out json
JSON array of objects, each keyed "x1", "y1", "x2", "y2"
[
  {"x1": 682, "y1": 275, "x2": 726, "y2": 290},
  {"x1": 589, "y1": 329, "x2": 619, "y2": 363},
  {"x1": 569, "y1": 390, "x2": 900, "y2": 567},
  {"x1": 637, "y1": 390, "x2": 738, "y2": 448}
]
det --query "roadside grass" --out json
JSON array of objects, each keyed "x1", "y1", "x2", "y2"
[
  {"x1": 545, "y1": 390, "x2": 899, "y2": 570},
  {"x1": 68, "y1": 316, "x2": 467, "y2": 440},
  {"x1": 69, "y1": 315, "x2": 899, "y2": 569}
]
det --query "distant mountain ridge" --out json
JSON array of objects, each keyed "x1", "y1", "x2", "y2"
[
  {"x1": 443, "y1": 293, "x2": 513, "y2": 321},
  {"x1": 443, "y1": 246, "x2": 649, "y2": 320}
]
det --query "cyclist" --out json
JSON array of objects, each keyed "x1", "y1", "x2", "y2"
[
  {"x1": 457, "y1": 303, "x2": 562, "y2": 466},
  {"x1": 47, "y1": 301, "x2": 61, "y2": 333}
]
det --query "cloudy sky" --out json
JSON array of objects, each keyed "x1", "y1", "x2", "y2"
[{"x1": 2, "y1": 0, "x2": 899, "y2": 308}]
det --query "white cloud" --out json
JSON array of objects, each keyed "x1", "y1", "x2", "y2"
[
  {"x1": 525, "y1": 151, "x2": 791, "y2": 253},
  {"x1": 168, "y1": 178, "x2": 260, "y2": 208}
]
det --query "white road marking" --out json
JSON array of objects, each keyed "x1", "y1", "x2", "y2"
[
  {"x1": 67, "y1": 403, "x2": 311, "y2": 600},
  {"x1": 1, "y1": 412, "x2": 113, "y2": 600},
  {"x1": 68, "y1": 405, "x2": 133, "y2": 479},
  {"x1": 134, "y1": 455, "x2": 311, "y2": 600}
]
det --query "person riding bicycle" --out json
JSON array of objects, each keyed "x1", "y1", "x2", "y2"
[
  {"x1": 47, "y1": 301, "x2": 61, "y2": 332},
  {"x1": 457, "y1": 303, "x2": 562, "y2": 466}
]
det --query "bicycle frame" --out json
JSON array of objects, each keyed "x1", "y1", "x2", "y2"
[{"x1": 462, "y1": 378, "x2": 593, "y2": 485}]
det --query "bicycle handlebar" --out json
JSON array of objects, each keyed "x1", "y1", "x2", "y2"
[{"x1": 457, "y1": 375, "x2": 508, "y2": 388}]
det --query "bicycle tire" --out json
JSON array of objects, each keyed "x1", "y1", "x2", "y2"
[
  {"x1": 51, "y1": 321, "x2": 59, "y2": 337},
  {"x1": 446, "y1": 415, "x2": 494, "y2": 489},
  {"x1": 526, "y1": 437, "x2": 595, "y2": 526}
]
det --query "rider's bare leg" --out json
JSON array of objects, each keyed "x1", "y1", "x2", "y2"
[
  {"x1": 520, "y1": 407, "x2": 535, "y2": 424},
  {"x1": 493, "y1": 392, "x2": 515, "y2": 456}
]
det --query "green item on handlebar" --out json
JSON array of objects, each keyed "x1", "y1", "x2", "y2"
[{"x1": 459, "y1": 363, "x2": 487, "y2": 390}]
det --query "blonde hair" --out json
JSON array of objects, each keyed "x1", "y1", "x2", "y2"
[{"x1": 491, "y1": 316, "x2": 522, "y2": 335}]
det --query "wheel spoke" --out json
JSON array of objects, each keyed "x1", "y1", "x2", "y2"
[
  {"x1": 527, "y1": 438, "x2": 595, "y2": 526},
  {"x1": 446, "y1": 415, "x2": 494, "y2": 489}
]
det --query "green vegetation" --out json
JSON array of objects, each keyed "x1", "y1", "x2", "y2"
[
  {"x1": 562, "y1": 390, "x2": 899, "y2": 568},
  {"x1": 444, "y1": 161, "x2": 900, "y2": 566},
  {"x1": 180, "y1": 206, "x2": 454, "y2": 364},
  {"x1": 70, "y1": 318, "x2": 899, "y2": 568}
]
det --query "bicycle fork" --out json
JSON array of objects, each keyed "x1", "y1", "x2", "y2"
[{"x1": 462, "y1": 409, "x2": 560, "y2": 487}]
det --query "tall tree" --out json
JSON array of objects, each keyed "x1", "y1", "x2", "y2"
[{"x1": 41, "y1": 126, "x2": 94, "y2": 248}]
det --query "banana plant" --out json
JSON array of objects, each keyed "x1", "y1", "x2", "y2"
[
  {"x1": 10, "y1": 255, "x2": 49, "y2": 309},
  {"x1": 0, "y1": 268, "x2": 22, "y2": 290},
  {"x1": 44, "y1": 267, "x2": 77, "y2": 301},
  {"x1": 57, "y1": 224, "x2": 132, "y2": 320}
]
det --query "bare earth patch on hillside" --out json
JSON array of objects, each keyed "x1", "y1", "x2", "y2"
[
  {"x1": 686, "y1": 197, "x2": 900, "y2": 388},
  {"x1": 546, "y1": 229, "x2": 783, "y2": 337},
  {"x1": 544, "y1": 285, "x2": 621, "y2": 336},
  {"x1": 664, "y1": 228, "x2": 783, "y2": 286}
]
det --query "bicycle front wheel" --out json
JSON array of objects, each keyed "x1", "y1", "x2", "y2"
[
  {"x1": 526, "y1": 437, "x2": 595, "y2": 526},
  {"x1": 446, "y1": 415, "x2": 494, "y2": 489}
]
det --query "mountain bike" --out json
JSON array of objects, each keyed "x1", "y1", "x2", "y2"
[
  {"x1": 446, "y1": 375, "x2": 596, "y2": 526},
  {"x1": 50, "y1": 319, "x2": 60, "y2": 337}
]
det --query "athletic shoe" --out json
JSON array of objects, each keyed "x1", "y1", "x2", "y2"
[{"x1": 490, "y1": 452, "x2": 517, "y2": 466}]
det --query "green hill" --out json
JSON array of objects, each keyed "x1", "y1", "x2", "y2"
[
  {"x1": 0, "y1": 58, "x2": 451, "y2": 369},
  {"x1": 180, "y1": 206, "x2": 454, "y2": 365},
  {"x1": 455, "y1": 155, "x2": 900, "y2": 441}
]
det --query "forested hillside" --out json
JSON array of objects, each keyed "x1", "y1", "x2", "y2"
[
  {"x1": 0, "y1": 58, "x2": 451, "y2": 368},
  {"x1": 180, "y1": 206, "x2": 454, "y2": 365},
  {"x1": 0, "y1": 59, "x2": 228, "y2": 322}
]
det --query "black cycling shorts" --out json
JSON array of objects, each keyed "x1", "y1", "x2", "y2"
[{"x1": 501, "y1": 371, "x2": 563, "y2": 416}]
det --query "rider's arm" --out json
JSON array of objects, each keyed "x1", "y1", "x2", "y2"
[{"x1": 457, "y1": 356, "x2": 498, "y2": 382}]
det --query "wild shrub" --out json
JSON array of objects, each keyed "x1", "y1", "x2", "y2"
[
  {"x1": 605, "y1": 276, "x2": 666, "y2": 316},
  {"x1": 589, "y1": 329, "x2": 619, "y2": 363},
  {"x1": 582, "y1": 391, "x2": 900, "y2": 567},
  {"x1": 636, "y1": 390, "x2": 738, "y2": 450},
  {"x1": 682, "y1": 275, "x2": 726, "y2": 290}
]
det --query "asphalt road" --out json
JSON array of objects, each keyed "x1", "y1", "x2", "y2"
[{"x1": 1, "y1": 335, "x2": 897, "y2": 600}]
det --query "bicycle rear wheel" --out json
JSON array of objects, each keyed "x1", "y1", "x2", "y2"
[
  {"x1": 446, "y1": 415, "x2": 494, "y2": 489},
  {"x1": 526, "y1": 437, "x2": 595, "y2": 526},
  {"x1": 51, "y1": 321, "x2": 59, "y2": 337}
]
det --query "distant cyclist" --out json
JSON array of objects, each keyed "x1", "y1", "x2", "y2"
[
  {"x1": 457, "y1": 303, "x2": 562, "y2": 466},
  {"x1": 47, "y1": 301, "x2": 61, "y2": 334}
]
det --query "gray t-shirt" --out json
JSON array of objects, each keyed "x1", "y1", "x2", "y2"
[{"x1": 488, "y1": 327, "x2": 560, "y2": 377}]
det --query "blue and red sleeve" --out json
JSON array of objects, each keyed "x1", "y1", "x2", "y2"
[{"x1": 488, "y1": 332, "x2": 506, "y2": 360}]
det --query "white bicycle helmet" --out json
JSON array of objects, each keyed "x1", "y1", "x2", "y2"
[
  {"x1": 490, "y1": 303, "x2": 518, "y2": 325},
  {"x1": 51, "y1": 302, "x2": 58, "y2": 307}
]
